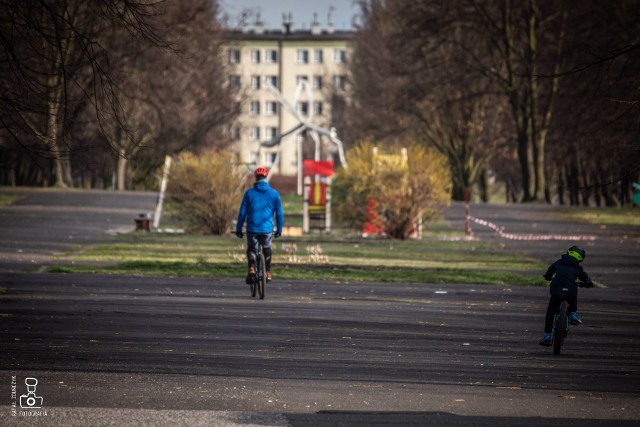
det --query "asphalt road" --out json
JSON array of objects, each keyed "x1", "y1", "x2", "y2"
[
  {"x1": 1, "y1": 189, "x2": 639, "y2": 426},
  {"x1": 446, "y1": 202, "x2": 639, "y2": 293},
  {"x1": 0, "y1": 188, "x2": 157, "y2": 273}
]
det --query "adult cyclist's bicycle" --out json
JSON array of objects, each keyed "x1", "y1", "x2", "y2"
[
  {"x1": 249, "y1": 242, "x2": 267, "y2": 300},
  {"x1": 237, "y1": 231, "x2": 277, "y2": 300}
]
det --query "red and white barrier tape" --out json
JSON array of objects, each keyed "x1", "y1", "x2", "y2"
[{"x1": 469, "y1": 216, "x2": 597, "y2": 241}]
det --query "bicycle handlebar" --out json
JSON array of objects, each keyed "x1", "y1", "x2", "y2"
[
  {"x1": 235, "y1": 231, "x2": 281, "y2": 238},
  {"x1": 542, "y1": 275, "x2": 594, "y2": 289}
]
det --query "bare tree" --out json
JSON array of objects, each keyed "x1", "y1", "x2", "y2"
[
  {"x1": 347, "y1": 0, "x2": 505, "y2": 200},
  {"x1": 0, "y1": 0, "x2": 238, "y2": 189},
  {"x1": 0, "y1": 0, "x2": 169, "y2": 187},
  {"x1": 123, "y1": 0, "x2": 239, "y2": 190},
  {"x1": 544, "y1": 0, "x2": 640, "y2": 206},
  {"x1": 450, "y1": 0, "x2": 568, "y2": 202}
]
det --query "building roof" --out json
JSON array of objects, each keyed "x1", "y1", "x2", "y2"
[{"x1": 224, "y1": 28, "x2": 354, "y2": 42}]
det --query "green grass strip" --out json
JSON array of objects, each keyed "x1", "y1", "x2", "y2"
[
  {"x1": 49, "y1": 229, "x2": 548, "y2": 286},
  {"x1": 0, "y1": 194, "x2": 22, "y2": 206},
  {"x1": 557, "y1": 207, "x2": 640, "y2": 227},
  {"x1": 48, "y1": 260, "x2": 544, "y2": 286}
]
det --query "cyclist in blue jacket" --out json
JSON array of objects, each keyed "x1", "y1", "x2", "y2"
[
  {"x1": 539, "y1": 245, "x2": 593, "y2": 346},
  {"x1": 236, "y1": 167, "x2": 284, "y2": 284}
]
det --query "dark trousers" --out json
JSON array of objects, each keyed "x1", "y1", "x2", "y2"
[
  {"x1": 246, "y1": 232, "x2": 273, "y2": 272},
  {"x1": 544, "y1": 294, "x2": 578, "y2": 333}
]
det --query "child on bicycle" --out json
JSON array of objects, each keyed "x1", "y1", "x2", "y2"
[{"x1": 539, "y1": 245, "x2": 593, "y2": 346}]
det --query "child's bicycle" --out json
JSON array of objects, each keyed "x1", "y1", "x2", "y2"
[
  {"x1": 550, "y1": 281, "x2": 593, "y2": 355},
  {"x1": 551, "y1": 301, "x2": 570, "y2": 355}
]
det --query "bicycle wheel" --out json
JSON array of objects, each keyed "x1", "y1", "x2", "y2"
[
  {"x1": 250, "y1": 276, "x2": 257, "y2": 297},
  {"x1": 257, "y1": 249, "x2": 266, "y2": 300},
  {"x1": 553, "y1": 301, "x2": 568, "y2": 355},
  {"x1": 250, "y1": 263, "x2": 257, "y2": 298}
]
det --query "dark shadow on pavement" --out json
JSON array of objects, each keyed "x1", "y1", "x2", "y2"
[{"x1": 287, "y1": 411, "x2": 640, "y2": 426}]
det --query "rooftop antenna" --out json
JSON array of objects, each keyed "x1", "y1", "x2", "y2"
[
  {"x1": 311, "y1": 12, "x2": 321, "y2": 35},
  {"x1": 327, "y1": 6, "x2": 335, "y2": 33},
  {"x1": 282, "y1": 12, "x2": 293, "y2": 34},
  {"x1": 240, "y1": 10, "x2": 250, "y2": 33},
  {"x1": 254, "y1": 11, "x2": 264, "y2": 34}
]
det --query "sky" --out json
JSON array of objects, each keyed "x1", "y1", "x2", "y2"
[{"x1": 219, "y1": 0, "x2": 361, "y2": 30}]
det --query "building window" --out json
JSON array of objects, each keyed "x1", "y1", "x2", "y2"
[
  {"x1": 229, "y1": 75, "x2": 241, "y2": 90},
  {"x1": 265, "y1": 75, "x2": 278, "y2": 89},
  {"x1": 250, "y1": 101, "x2": 260, "y2": 115},
  {"x1": 296, "y1": 49, "x2": 309, "y2": 64},
  {"x1": 230, "y1": 126, "x2": 241, "y2": 140},
  {"x1": 265, "y1": 101, "x2": 278, "y2": 115},
  {"x1": 313, "y1": 75, "x2": 323, "y2": 90},
  {"x1": 250, "y1": 49, "x2": 261, "y2": 63},
  {"x1": 265, "y1": 126, "x2": 278, "y2": 140},
  {"x1": 314, "y1": 49, "x2": 324, "y2": 63},
  {"x1": 296, "y1": 75, "x2": 308, "y2": 85},
  {"x1": 334, "y1": 49, "x2": 347, "y2": 63},
  {"x1": 313, "y1": 101, "x2": 323, "y2": 116},
  {"x1": 297, "y1": 101, "x2": 309, "y2": 115},
  {"x1": 333, "y1": 75, "x2": 346, "y2": 90},
  {"x1": 264, "y1": 152, "x2": 277, "y2": 167},
  {"x1": 266, "y1": 49, "x2": 278, "y2": 63},
  {"x1": 251, "y1": 75, "x2": 261, "y2": 90},
  {"x1": 250, "y1": 127, "x2": 260, "y2": 141},
  {"x1": 229, "y1": 49, "x2": 241, "y2": 64}
]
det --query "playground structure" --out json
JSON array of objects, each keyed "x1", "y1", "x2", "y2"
[
  {"x1": 254, "y1": 80, "x2": 347, "y2": 233},
  {"x1": 302, "y1": 159, "x2": 334, "y2": 233},
  {"x1": 260, "y1": 80, "x2": 347, "y2": 195}
]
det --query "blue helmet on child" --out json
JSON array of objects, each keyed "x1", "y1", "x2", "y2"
[{"x1": 567, "y1": 245, "x2": 585, "y2": 262}]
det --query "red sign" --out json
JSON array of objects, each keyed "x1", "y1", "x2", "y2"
[{"x1": 303, "y1": 160, "x2": 334, "y2": 177}]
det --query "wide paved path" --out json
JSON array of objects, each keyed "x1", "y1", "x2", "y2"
[
  {"x1": 1, "y1": 190, "x2": 638, "y2": 426},
  {"x1": 0, "y1": 188, "x2": 157, "y2": 272}
]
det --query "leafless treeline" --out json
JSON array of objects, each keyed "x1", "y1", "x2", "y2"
[
  {"x1": 0, "y1": 0, "x2": 238, "y2": 189},
  {"x1": 346, "y1": 0, "x2": 640, "y2": 205}
]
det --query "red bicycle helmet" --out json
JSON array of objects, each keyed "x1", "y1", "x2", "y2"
[{"x1": 254, "y1": 166, "x2": 269, "y2": 178}]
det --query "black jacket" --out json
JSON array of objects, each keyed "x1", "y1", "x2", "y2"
[{"x1": 544, "y1": 254, "x2": 591, "y2": 296}]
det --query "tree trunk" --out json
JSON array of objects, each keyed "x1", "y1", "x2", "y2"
[
  {"x1": 117, "y1": 149, "x2": 128, "y2": 191},
  {"x1": 526, "y1": 0, "x2": 544, "y2": 201},
  {"x1": 48, "y1": 112, "x2": 68, "y2": 188},
  {"x1": 479, "y1": 168, "x2": 489, "y2": 202},
  {"x1": 516, "y1": 129, "x2": 533, "y2": 201},
  {"x1": 556, "y1": 165, "x2": 565, "y2": 205}
]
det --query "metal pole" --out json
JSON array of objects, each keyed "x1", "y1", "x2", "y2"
[
  {"x1": 297, "y1": 135, "x2": 303, "y2": 195},
  {"x1": 464, "y1": 188, "x2": 471, "y2": 236},
  {"x1": 153, "y1": 155, "x2": 172, "y2": 230},
  {"x1": 303, "y1": 176, "x2": 311, "y2": 234},
  {"x1": 325, "y1": 177, "x2": 332, "y2": 232}
]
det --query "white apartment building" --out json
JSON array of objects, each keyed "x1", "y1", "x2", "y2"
[{"x1": 223, "y1": 15, "x2": 353, "y2": 178}]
